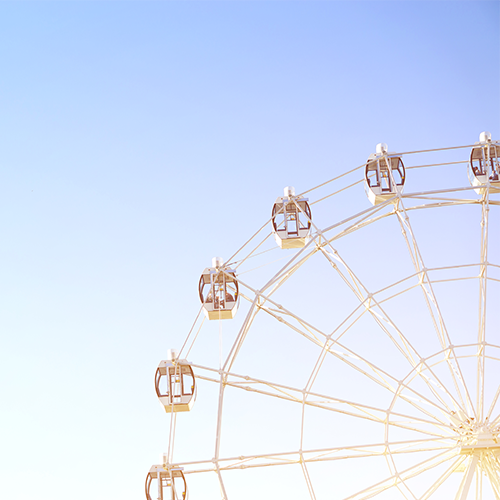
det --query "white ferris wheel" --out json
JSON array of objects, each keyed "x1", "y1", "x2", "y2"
[{"x1": 146, "y1": 132, "x2": 500, "y2": 500}]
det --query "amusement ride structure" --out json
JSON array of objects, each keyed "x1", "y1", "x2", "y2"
[{"x1": 146, "y1": 133, "x2": 500, "y2": 500}]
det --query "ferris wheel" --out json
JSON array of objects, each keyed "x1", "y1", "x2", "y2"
[{"x1": 146, "y1": 132, "x2": 500, "y2": 500}]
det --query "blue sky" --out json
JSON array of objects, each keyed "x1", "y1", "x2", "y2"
[{"x1": 0, "y1": 1, "x2": 499, "y2": 499}]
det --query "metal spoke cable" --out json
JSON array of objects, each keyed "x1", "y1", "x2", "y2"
[
  {"x1": 297, "y1": 163, "x2": 365, "y2": 198},
  {"x1": 309, "y1": 178, "x2": 364, "y2": 206},
  {"x1": 225, "y1": 217, "x2": 274, "y2": 269},
  {"x1": 392, "y1": 188, "x2": 475, "y2": 416},
  {"x1": 177, "y1": 304, "x2": 205, "y2": 361},
  {"x1": 193, "y1": 364, "x2": 455, "y2": 434}
]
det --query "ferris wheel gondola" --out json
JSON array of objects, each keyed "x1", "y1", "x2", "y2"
[
  {"x1": 155, "y1": 349, "x2": 196, "y2": 413},
  {"x1": 365, "y1": 143, "x2": 406, "y2": 205},
  {"x1": 145, "y1": 464, "x2": 187, "y2": 500},
  {"x1": 198, "y1": 257, "x2": 239, "y2": 320},
  {"x1": 271, "y1": 186, "x2": 312, "y2": 249},
  {"x1": 469, "y1": 131, "x2": 500, "y2": 194}
]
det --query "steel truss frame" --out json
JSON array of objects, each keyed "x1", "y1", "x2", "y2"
[{"x1": 164, "y1": 142, "x2": 500, "y2": 500}]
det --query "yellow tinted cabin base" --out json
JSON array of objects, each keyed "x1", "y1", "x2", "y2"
[
  {"x1": 205, "y1": 307, "x2": 237, "y2": 320},
  {"x1": 164, "y1": 402, "x2": 193, "y2": 413},
  {"x1": 279, "y1": 237, "x2": 308, "y2": 249},
  {"x1": 273, "y1": 230, "x2": 310, "y2": 249}
]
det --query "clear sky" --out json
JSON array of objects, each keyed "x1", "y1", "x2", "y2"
[{"x1": 0, "y1": 1, "x2": 499, "y2": 499}]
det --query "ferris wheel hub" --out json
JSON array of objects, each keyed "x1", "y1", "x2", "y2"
[{"x1": 457, "y1": 422, "x2": 500, "y2": 455}]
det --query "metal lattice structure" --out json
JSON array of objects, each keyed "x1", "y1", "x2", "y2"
[{"x1": 151, "y1": 134, "x2": 500, "y2": 500}]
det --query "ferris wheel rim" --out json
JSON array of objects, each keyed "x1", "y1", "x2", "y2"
[{"x1": 155, "y1": 138, "x2": 500, "y2": 500}]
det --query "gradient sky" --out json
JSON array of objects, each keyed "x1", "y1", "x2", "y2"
[{"x1": 0, "y1": 1, "x2": 499, "y2": 499}]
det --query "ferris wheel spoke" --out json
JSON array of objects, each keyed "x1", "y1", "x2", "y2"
[
  {"x1": 476, "y1": 467, "x2": 482, "y2": 500},
  {"x1": 248, "y1": 291, "x2": 329, "y2": 343},
  {"x1": 304, "y1": 316, "x2": 459, "y2": 428},
  {"x1": 393, "y1": 204, "x2": 452, "y2": 343},
  {"x1": 193, "y1": 365, "x2": 454, "y2": 438},
  {"x1": 357, "y1": 294, "x2": 462, "y2": 415},
  {"x1": 237, "y1": 273, "x2": 379, "y2": 361},
  {"x1": 176, "y1": 437, "x2": 456, "y2": 476},
  {"x1": 479, "y1": 452, "x2": 500, "y2": 499},
  {"x1": 343, "y1": 448, "x2": 458, "y2": 500},
  {"x1": 310, "y1": 223, "x2": 467, "y2": 416},
  {"x1": 418, "y1": 454, "x2": 469, "y2": 500},
  {"x1": 259, "y1": 237, "x2": 318, "y2": 296},
  {"x1": 244, "y1": 290, "x2": 458, "y2": 423},
  {"x1": 236, "y1": 280, "x2": 400, "y2": 396},
  {"x1": 300, "y1": 460, "x2": 317, "y2": 500},
  {"x1": 325, "y1": 342, "x2": 458, "y2": 427},
  {"x1": 264, "y1": 304, "x2": 328, "y2": 344},
  {"x1": 486, "y1": 379, "x2": 500, "y2": 422},
  {"x1": 222, "y1": 295, "x2": 260, "y2": 373},
  {"x1": 236, "y1": 269, "x2": 468, "y2": 434},
  {"x1": 214, "y1": 462, "x2": 229, "y2": 500},
  {"x1": 476, "y1": 193, "x2": 490, "y2": 422},
  {"x1": 259, "y1": 242, "x2": 326, "y2": 300},
  {"x1": 214, "y1": 370, "x2": 226, "y2": 461},
  {"x1": 325, "y1": 339, "x2": 458, "y2": 427},
  {"x1": 316, "y1": 243, "x2": 366, "y2": 302},
  {"x1": 455, "y1": 455, "x2": 479, "y2": 500},
  {"x1": 393, "y1": 198, "x2": 476, "y2": 417},
  {"x1": 314, "y1": 239, "x2": 420, "y2": 365},
  {"x1": 238, "y1": 211, "x2": 466, "y2": 419},
  {"x1": 233, "y1": 274, "x2": 331, "y2": 347},
  {"x1": 329, "y1": 334, "x2": 458, "y2": 426},
  {"x1": 308, "y1": 210, "x2": 395, "y2": 302},
  {"x1": 387, "y1": 436, "x2": 456, "y2": 455},
  {"x1": 254, "y1": 279, "x2": 461, "y2": 424},
  {"x1": 303, "y1": 306, "x2": 375, "y2": 394}
]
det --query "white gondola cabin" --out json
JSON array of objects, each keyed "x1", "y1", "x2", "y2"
[
  {"x1": 145, "y1": 464, "x2": 187, "y2": 500},
  {"x1": 199, "y1": 257, "x2": 239, "y2": 320},
  {"x1": 365, "y1": 143, "x2": 406, "y2": 205},
  {"x1": 469, "y1": 131, "x2": 500, "y2": 194},
  {"x1": 271, "y1": 186, "x2": 312, "y2": 249},
  {"x1": 155, "y1": 350, "x2": 196, "y2": 413}
]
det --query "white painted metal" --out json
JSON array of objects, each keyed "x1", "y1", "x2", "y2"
[
  {"x1": 212, "y1": 256, "x2": 224, "y2": 268},
  {"x1": 480, "y1": 132, "x2": 492, "y2": 143},
  {"x1": 155, "y1": 137, "x2": 500, "y2": 499},
  {"x1": 167, "y1": 349, "x2": 178, "y2": 362}
]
